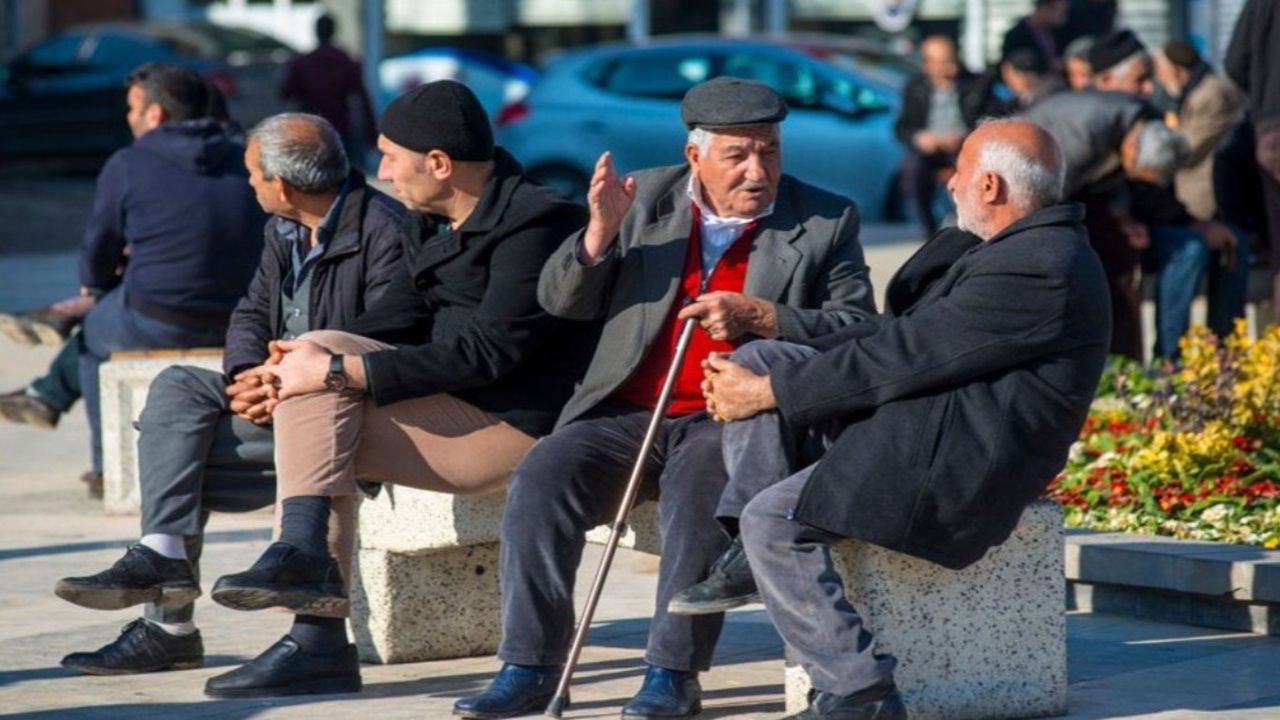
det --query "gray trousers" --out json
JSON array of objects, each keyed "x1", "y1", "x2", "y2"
[
  {"x1": 498, "y1": 401, "x2": 730, "y2": 672},
  {"x1": 726, "y1": 340, "x2": 898, "y2": 696},
  {"x1": 136, "y1": 365, "x2": 276, "y2": 623}
]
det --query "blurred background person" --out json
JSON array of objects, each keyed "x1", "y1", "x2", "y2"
[
  {"x1": 997, "y1": 47, "x2": 1065, "y2": 114},
  {"x1": 1227, "y1": 0, "x2": 1280, "y2": 323},
  {"x1": 1064, "y1": 36, "x2": 1097, "y2": 91},
  {"x1": 280, "y1": 14, "x2": 377, "y2": 167},
  {"x1": 894, "y1": 35, "x2": 1001, "y2": 237},
  {"x1": 1001, "y1": 0, "x2": 1071, "y2": 72}
]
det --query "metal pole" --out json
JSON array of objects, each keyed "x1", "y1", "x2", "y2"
[
  {"x1": 361, "y1": 0, "x2": 384, "y2": 113},
  {"x1": 765, "y1": 0, "x2": 788, "y2": 34},
  {"x1": 628, "y1": 0, "x2": 649, "y2": 43},
  {"x1": 545, "y1": 317, "x2": 700, "y2": 718}
]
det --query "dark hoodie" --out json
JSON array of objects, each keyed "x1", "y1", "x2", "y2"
[{"x1": 78, "y1": 118, "x2": 267, "y2": 326}]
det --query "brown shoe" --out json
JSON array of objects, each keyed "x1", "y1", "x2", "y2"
[
  {"x1": 0, "y1": 301, "x2": 86, "y2": 347},
  {"x1": 82, "y1": 471, "x2": 104, "y2": 500},
  {"x1": 0, "y1": 388, "x2": 60, "y2": 429}
]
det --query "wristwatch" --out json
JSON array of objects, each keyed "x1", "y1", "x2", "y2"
[{"x1": 324, "y1": 353, "x2": 349, "y2": 392}]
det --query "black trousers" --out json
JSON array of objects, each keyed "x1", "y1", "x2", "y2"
[{"x1": 497, "y1": 401, "x2": 730, "y2": 672}]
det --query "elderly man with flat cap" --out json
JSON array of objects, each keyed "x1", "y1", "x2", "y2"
[
  {"x1": 198, "y1": 80, "x2": 599, "y2": 698},
  {"x1": 454, "y1": 77, "x2": 875, "y2": 719}
]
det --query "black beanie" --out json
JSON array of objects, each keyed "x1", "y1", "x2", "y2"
[
  {"x1": 1089, "y1": 30, "x2": 1146, "y2": 73},
  {"x1": 1163, "y1": 39, "x2": 1201, "y2": 69},
  {"x1": 378, "y1": 80, "x2": 494, "y2": 161}
]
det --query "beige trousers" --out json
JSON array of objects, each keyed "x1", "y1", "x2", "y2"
[{"x1": 270, "y1": 330, "x2": 536, "y2": 614}]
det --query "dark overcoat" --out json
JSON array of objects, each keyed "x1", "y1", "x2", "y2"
[{"x1": 773, "y1": 204, "x2": 1110, "y2": 569}]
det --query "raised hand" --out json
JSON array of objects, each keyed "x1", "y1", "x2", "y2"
[{"x1": 582, "y1": 151, "x2": 637, "y2": 262}]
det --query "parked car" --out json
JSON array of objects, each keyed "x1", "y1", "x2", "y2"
[
  {"x1": 0, "y1": 22, "x2": 293, "y2": 162},
  {"x1": 378, "y1": 47, "x2": 537, "y2": 118},
  {"x1": 496, "y1": 35, "x2": 915, "y2": 220}
]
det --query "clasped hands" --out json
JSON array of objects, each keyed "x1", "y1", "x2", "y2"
[
  {"x1": 225, "y1": 339, "x2": 334, "y2": 424},
  {"x1": 702, "y1": 352, "x2": 776, "y2": 422}
]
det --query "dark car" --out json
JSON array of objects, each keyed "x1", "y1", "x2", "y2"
[{"x1": 0, "y1": 22, "x2": 293, "y2": 161}]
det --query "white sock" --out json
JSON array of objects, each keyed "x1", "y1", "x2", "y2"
[
  {"x1": 148, "y1": 619, "x2": 197, "y2": 636},
  {"x1": 140, "y1": 533, "x2": 187, "y2": 560}
]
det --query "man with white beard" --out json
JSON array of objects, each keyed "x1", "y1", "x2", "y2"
[{"x1": 668, "y1": 119, "x2": 1111, "y2": 719}]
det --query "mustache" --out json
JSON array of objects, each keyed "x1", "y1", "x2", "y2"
[{"x1": 739, "y1": 182, "x2": 770, "y2": 192}]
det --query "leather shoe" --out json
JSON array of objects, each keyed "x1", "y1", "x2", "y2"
[
  {"x1": 61, "y1": 618, "x2": 203, "y2": 675},
  {"x1": 784, "y1": 683, "x2": 907, "y2": 719},
  {"x1": 667, "y1": 537, "x2": 759, "y2": 615},
  {"x1": 453, "y1": 663, "x2": 563, "y2": 719},
  {"x1": 211, "y1": 541, "x2": 347, "y2": 614},
  {"x1": 0, "y1": 388, "x2": 60, "y2": 429},
  {"x1": 55, "y1": 544, "x2": 199, "y2": 610},
  {"x1": 621, "y1": 665, "x2": 702, "y2": 719},
  {"x1": 204, "y1": 635, "x2": 361, "y2": 698}
]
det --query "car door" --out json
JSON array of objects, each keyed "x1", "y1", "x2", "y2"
[
  {"x1": 0, "y1": 32, "x2": 103, "y2": 159},
  {"x1": 718, "y1": 50, "x2": 903, "y2": 221}
]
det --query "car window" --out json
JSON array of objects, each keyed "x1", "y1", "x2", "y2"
[
  {"x1": 597, "y1": 52, "x2": 712, "y2": 100},
  {"x1": 24, "y1": 34, "x2": 86, "y2": 66},
  {"x1": 820, "y1": 73, "x2": 892, "y2": 114},
  {"x1": 85, "y1": 34, "x2": 173, "y2": 67},
  {"x1": 721, "y1": 53, "x2": 819, "y2": 108}
]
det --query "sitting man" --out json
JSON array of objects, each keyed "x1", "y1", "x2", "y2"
[
  {"x1": 201, "y1": 81, "x2": 598, "y2": 698},
  {"x1": 454, "y1": 77, "x2": 876, "y2": 720},
  {"x1": 53, "y1": 113, "x2": 405, "y2": 678},
  {"x1": 683, "y1": 119, "x2": 1109, "y2": 718},
  {"x1": 895, "y1": 35, "x2": 1001, "y2": 237}
]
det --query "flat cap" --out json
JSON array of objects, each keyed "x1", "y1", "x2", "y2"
[
  {"x1": 680, "y1": 77, "x2": 788, "y2": 130},
  {"x1": 1089, "y1": 30, "x2": 1147, "y2": 74},
  {"x1": 378, "y1": 80, "x2": 493, "y2": 161}
]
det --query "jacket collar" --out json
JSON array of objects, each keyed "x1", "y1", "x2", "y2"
[
  {"x1": 982, "y1": 202, "x2": 1086, "y2": 247},
  {"x1": 323, "y1": 171, "x2": 368, "y2": 260},
  {"x1": 453, "y1": 146, "x2": 524, "y2": 236}
]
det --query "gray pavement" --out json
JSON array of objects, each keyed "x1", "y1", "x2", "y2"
[{"x1": 2, "y1": 227, "x2": 1279, "y2": 718}]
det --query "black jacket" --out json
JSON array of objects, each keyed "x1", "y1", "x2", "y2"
[
  {"x1": 347, "y1": 148, "x2": 598, "y2": 438},
  {"x1": 1226, "y1": 0, "x2": 1280, "y2": 129},
  {"x1": 222, "y1": 172, "x2": 405, "y2": 376},
  {"x1": 894, "y1": 73, "x2": 1001, "y2": 148},
  {"x1": 774, "y1": 204, "x2": 1110, "y2": 569}
]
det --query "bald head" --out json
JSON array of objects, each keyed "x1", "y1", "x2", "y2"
[
  {"x1": 947, "y1": 119, "x2": 1065, "y2": 239},
  {"x1": 249, "y1": 112, "x2": 349, "y2": 194},
  {"x1": 921, "y1": 35, "x2": 960, "y2": 86}
]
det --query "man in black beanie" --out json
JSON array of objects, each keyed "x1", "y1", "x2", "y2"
[
  {"x1": 200, "y1": 80, "x2": 599, "y2": 698},
  {"x1": 1091, "y1": 29, "x2": 1153, "y2": 95}
]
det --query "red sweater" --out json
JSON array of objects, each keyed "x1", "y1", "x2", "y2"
[{"x1": 612, "y1": 211, "x2": 757, "y2": 416}]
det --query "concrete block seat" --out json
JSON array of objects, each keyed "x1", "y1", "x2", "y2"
[
  {"x1": 99, "y1": 348, "x2": 223, "y2": 515},
  {"x1": 351, "y1": 485, "x2": 1067, "y2": 720}
]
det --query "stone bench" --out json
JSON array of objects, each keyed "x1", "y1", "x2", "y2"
[
  {"x1": 99, "y1": 349, "x2": 223, "y2": 515},
  {"x1": 351, "y1": 485, "x2": 1066, "y2": 719}
]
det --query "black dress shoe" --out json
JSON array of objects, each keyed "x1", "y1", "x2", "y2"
[
  {"x1": 784, "y1": 683, "x2": 907, "y2": 719},
  {"x1": 211, "y1": 542, "x2": 347, "y2": 614},
  {"x1": 621, "y1": 666, "x2": 702, "y2": 719},
  {"x1": 55, "y1": 544, "x2": 199, "y2": 611},
  {"x1": 61, "y1": 618, "x2": 203, "y2": 675},
  {"x1": 453, "y1": 663, "x2": 563, "y2": 719},
  {"x1": 667, "y1": 537, "x2": 759, "y2": 615},
  {"x1": 204, "y1": 635, "x2": 361, "y2": 698}
]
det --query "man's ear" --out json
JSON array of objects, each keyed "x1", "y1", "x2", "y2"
[
  {"x1": 276, "y1": 178, "x2": 295, "y2": 208},
  {"x1": 145, "y1": 103, "x2": 166, "y2": 130},
  {"x1": 684, "y1": 143, "x2": 701, "y2": 170},
  {"x1": 981, "y1": 170, "x2": 1002, "y2": 204},
  {"x1": 425, "y1": 149, "x2": 453, "y2": 180}
]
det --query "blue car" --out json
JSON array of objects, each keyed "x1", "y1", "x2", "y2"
[{"x1": 496, "y1": 35, "x2": 914, "y2": 221}]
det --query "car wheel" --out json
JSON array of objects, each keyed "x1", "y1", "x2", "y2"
[{"x1": 530, "y1": 164, "x2": 589, "y2": 204}]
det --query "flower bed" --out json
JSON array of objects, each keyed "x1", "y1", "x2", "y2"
[{"x1": 1048, "y1": 322, "x2": 1280, "y2": 547}]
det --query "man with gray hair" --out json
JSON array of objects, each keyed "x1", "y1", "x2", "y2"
[
  {"x1": 677, "y1": 119, "x2": 1109, "y2": 718},
  {"x1": 53, "y1": 112, "x2": 404, "y2": 684},
  {"x1": 457, "y1": 76, "x2": 875, "y2": 719}
]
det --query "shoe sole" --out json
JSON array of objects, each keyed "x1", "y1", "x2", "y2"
[
  {"x1": 452, "y1": 695, "x2": 563, "y2": 719},
  {"x1": 211, "y1": 584, "x2": 349, "y2": 615},
  {"x1": 54, "y1": 581, "x2": 201, "y2": 611},
  {"x1": 620, "y1": 699, "x2": 703, "y2": 719},
  {"x1": 204, "y1": 673, "x2": 362, "y2": 698},
  {"x1": 62, "y1": 656, "x2": 204, "y2": 676},
  {"x1": 0, "y1": 315, "x2": 39, "y2": 346},
  {"x1": 667, "y1": 593, "x2": 762, "y2": 616}
]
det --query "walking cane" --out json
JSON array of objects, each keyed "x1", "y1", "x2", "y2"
[{"x1": 545, "y1": 315, "x2": 701, "y2": 718}]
